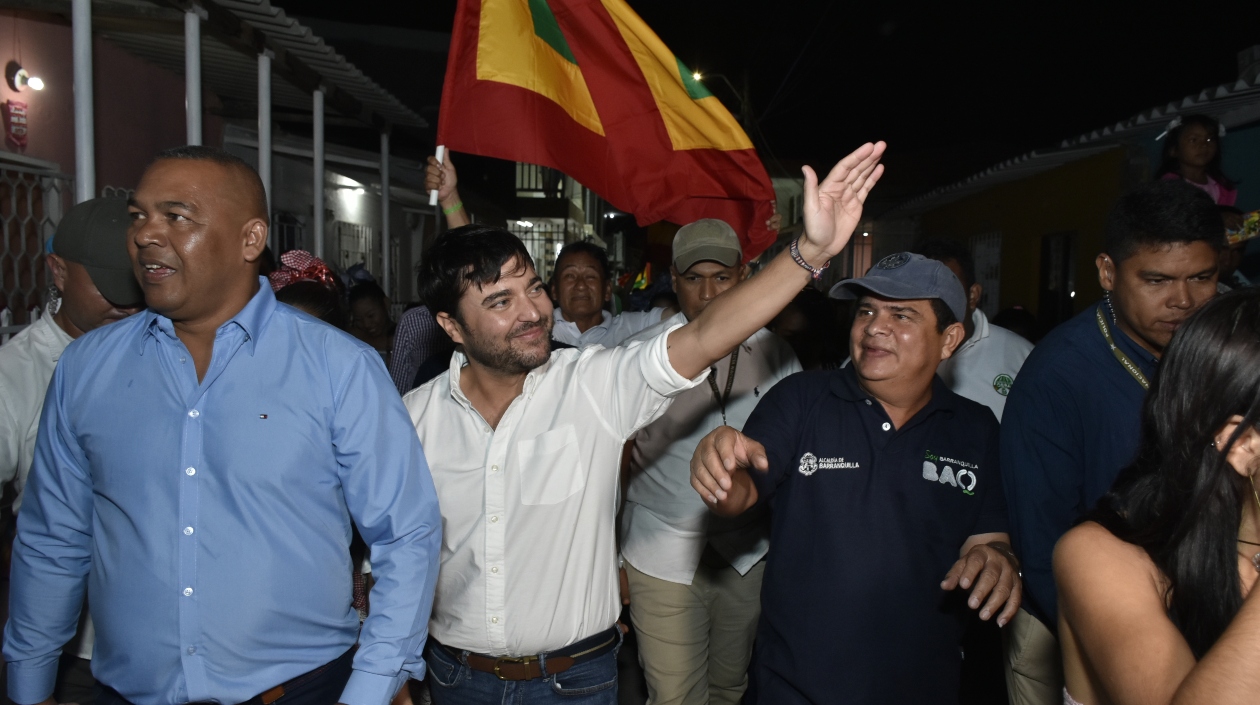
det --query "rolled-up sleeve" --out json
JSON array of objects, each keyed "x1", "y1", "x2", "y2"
[
  {"x1": 583, "y1": 321, "x2": 708, "y2": 439},
  {"x1": 5, "y1": 367, "x2": 93, "y2": 704},
  {"x1": 333, "y1": 351, "x2": 442, "y2": 705}
]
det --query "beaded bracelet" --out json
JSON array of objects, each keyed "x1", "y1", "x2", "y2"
[
  {"x1": 441, "y1": 200, "x2": 464, "y2": 215},
  {"x1": 789, "y1": 237, "x2": 830, "y2": 280}
]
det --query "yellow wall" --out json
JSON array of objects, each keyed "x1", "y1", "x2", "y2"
[{"x1": 919, "y1": 146, "x2": 1140, "y2": 315}]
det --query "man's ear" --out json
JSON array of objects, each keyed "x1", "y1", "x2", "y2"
[
  {"x1": 967, "y1": 283, "x2": 982, "y2": 312},
  {"x1": 940, "y1": 321, "x2": 966, "y2": 359},
  {"x1": 242, "y1": 218, "x2": 267, "y2": 264},
  {"x1": 603, "y1": 279, "x2": 612, "y2": 303},
  {"x1": 1216, "y1": 415, "x2": 1260, "y2": 479},
  {"x1": 1096, "y1": 253, "x2": 1116, "y2": 293},
  {"x1": 670, "y1": 266, "x2": 680, "y2": 293},
  {"x1": 47, "y1": 253, "x2": 68, "y2": 293},
  {"x1": 435, "y1": 310, "x2": 466, "y2": 346},
  {"x1": 739, "y1": 264, "x2": 752, "y2": 282}
]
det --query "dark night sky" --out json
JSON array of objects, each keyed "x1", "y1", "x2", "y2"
[{"x1": 298, "y1": 1, "x2": 1260, "y2": 209}]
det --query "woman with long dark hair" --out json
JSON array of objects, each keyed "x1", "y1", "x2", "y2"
[{"x1": 1055, "y1": 287, "x2": 1260, "y2": 705}]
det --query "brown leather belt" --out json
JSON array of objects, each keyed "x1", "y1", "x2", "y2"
[{"x1": 441, "y1": 626, "x2": 620, "y2": 681}]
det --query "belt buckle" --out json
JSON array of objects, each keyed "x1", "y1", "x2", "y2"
[{"x1": 493, "y1": 655, "x2": 537, "y2": 680}]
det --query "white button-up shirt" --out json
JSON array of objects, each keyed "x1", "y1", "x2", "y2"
[
  {"x1": 0, "y1": 312, "x2": 72, "y2": 512},
  {"x1": 936, "y1": 309, "x2": 1034, "y2": 421},
  {"x1": 551, "y1": 308, "x2": 665, "y2": 348},
  {"x1": 404, "y1": 323, "x2": 703, "y2": 656},
  {"x1": 621, "y1": 314, "x2": 800, "y2": 584}
]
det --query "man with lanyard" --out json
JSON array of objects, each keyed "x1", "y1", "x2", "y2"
[
  {"x1": 999, "y1": 179, "x2": 1224, "y2": 705},
  {"x1": 619, "y1": 219, "x2": 800, "y2": 705},
  {"x1": 914, "y1": 239, "x2": 1033, "y2": 420},
  {"x1": 690, "y1": 252, "x2": 1022, "y2": 704},
  {"x1": 403, "y1": 142, "x2": 885, "y2": 704}
]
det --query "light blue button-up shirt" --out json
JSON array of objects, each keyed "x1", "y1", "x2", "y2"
[{"x1": 5, "y1": 280, "x2": 441, "y2": 705}]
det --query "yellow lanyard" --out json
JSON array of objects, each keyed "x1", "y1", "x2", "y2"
[{"x1": 1095, "y1": 304, "x2": 1150, "y2": 391}]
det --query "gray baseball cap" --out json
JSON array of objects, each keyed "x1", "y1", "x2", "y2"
[
  {"x1": 828, "y1": 252, "x2": 966, "y2": 322},
  {"x1": 52, "y1": 197, "x2": 144, "y2": 307},
  {"x1": 672, "y1": 219, "x2": 742, "y2": 273}
]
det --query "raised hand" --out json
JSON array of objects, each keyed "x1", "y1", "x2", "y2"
[{"x1": 800, "y1": 141, "x2": 886, "y2": 263}]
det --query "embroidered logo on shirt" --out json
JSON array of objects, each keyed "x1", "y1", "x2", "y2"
[
  {"x1": 798, "y1": 452, "x2": 860, "y2": 476},
  {"x1": 922, "y1": 450, "x2": 978, "y2": 495},
  {"x1": 992, "y1": 373, "x2": 1014, "y2": 397}
]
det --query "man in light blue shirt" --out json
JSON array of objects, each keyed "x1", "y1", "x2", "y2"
[{"x1": 4, "y1": 146, "x2": 442, "y2": 705}]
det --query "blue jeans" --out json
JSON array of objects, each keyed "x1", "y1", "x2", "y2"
[{"x1": 424, "y1": 635, "x2": 621, "y2": 705}]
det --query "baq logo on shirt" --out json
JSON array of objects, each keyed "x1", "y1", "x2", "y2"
[
  {"x1": 922, "y1": 450, "x2": 978, "y2": 495},
  {"x1": 798, "y1": 452, "x2": 860, "y2": 476},
  {"x1": 992, "y1": 373, "x2": 1014, "y2": 396}
]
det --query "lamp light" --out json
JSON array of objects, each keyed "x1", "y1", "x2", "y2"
[{"x1": 5, "y1": 62, "x2": 43, "y2": 92}]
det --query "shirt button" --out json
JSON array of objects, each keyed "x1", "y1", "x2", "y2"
[
  {"x1": 187, "y1": 647, "x2": 196, "y2": 655},
  {"x1": 183, "y1": 527, "x2": 194, "y2": 536},
  {"x1": 188, "y1": 410, "x2": 200, "y2": 418},
  {"x1": 865, "y1": 399, "x2": 872, "y2": 406},
  {"x1": 491, "y1": 566, "x2": 499, "y2": 574},
  {"x1": 185, "y1": 467, "x2": 196, "y2": 476},
  {"x1": 484, "y1": 427, "x2": 491, "y2": 433},
  {"x1": 881, "y1": 422, "x2": 891, "y2": 431},
  {"x1": 183, "y1": 587, "x2": 193, "y2": 597},
  {"x1": 180, "y1": 357, "x2": 187, "y2": 364},
  {"x1": 491, "y1": 465, "x2": 499, "y2": 473},
  {"x1": 490, "y1": 515, "x2": 499, "y2": 523},
  {"x1": 491, "y1": 616, "x2": 500, "y2": 624}
]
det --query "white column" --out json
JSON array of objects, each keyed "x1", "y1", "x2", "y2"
[
  {"x1": 257, "y1": 50, "x2": 273, "y2": 247},
  {"x1": 185, "y1": 7, "x2": 202, "y2": 145},
  {"x1": 312, "y1": 87, "x2": 325, "y2": 259},
  {"x1": 72, "y1": 0, "x2": 93, "y2": 203},
  {"x1": 380, "y1": 130, "x2": 391, "y2": 298}
]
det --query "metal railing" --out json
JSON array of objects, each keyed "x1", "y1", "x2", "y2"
[{"x1": 0, "y1": 165, "x2": 72, "y2": 339}]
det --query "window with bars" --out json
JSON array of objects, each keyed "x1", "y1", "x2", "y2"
[{"x1": 0, "y1": 166, "x2": 70, "y2": 338}]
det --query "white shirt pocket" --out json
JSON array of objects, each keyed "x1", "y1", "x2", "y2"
[{"x1": 516, "y1": 425, "x2": 584, "y2": 505}]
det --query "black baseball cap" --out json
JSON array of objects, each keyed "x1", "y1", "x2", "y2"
[
  {"x1": 828, "y1": 252, "x2": 967, "y2": 322},
  {"x1": 51, "y1": 198, "x2": 144, "y2": 306}
]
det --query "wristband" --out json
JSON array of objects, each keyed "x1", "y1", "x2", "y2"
[
  {"x1": 441, "y1": 200, "x2": 464, "y2": 215},
  {"x1": 789, "y1": 237, "x2": 830, "y2": 280}
]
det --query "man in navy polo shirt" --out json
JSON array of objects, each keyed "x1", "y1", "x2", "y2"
[{"x1": 691, "y1": 253, "x2": 1021, "y2": 704}]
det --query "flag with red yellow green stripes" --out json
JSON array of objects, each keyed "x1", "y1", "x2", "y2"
[{"x1": 437, "y1": 0, "x2": 778, "y2": 260}]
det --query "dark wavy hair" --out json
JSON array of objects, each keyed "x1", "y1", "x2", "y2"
[
  {"x1": 1088, "y1": 287, "x2": 1260, "y2": 658},
  {"x1": 416, "y1": 224, "x2": 535, "y2": 323},
  {"x1": 1155, "y1": 114, "x2": 1236, "y2": 190}
]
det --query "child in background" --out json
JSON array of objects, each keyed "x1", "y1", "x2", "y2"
[{"x1": 1156, "y1": 114, "x2": 1238, "y2": 206}]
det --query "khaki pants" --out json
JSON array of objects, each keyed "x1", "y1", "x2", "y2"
[
  {"x1": 1004, "y1": 607, "x2": 1063, "y2": 705},
  {"x1": 626, "y1": 559, "x2": 764, "y2": 705}
]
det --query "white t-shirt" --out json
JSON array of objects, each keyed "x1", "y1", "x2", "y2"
[
  {"x1": 551, "y1": 307, "x2": 665, "y2": 348},
  {"x1": 404, "y1": 323, "x2": 705, "y2": 656},
  {"x1": 621, "y1": 313, "x2": 801, "y2": 584},
  {"x1": 935, "y1": 309, "x2": 1034, "y2": 421},
  {"x1": 0, "y1": 312, "x2": 73, "y2": 512}
]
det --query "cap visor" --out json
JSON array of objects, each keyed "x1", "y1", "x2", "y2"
[
  {"x1": 828, "y1": 275, "x2": 943, "y2": 304},
  {"x1": 85, "y1": 264, "x2": 145, "y2": 307}
]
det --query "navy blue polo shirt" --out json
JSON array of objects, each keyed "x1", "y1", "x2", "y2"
[
  {"x1": 743, "y1": 366, "x2": 1008, "y2": 705},
  {"x1": 1000, "y1": 302, "x2": 1157, "y2": 628}
]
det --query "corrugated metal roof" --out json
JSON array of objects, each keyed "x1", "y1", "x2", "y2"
[
  {"x1": 98, "y1": 0, "x2": 425, "y2": 129},
  {"x1": 884, "y1": 70, "x2": 1260, "y2": 218}
]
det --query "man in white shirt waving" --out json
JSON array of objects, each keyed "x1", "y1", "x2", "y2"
[
  {"x1": 620, "y1": 218, "x2": 800, "y2": 705},
  {"x1": 403, "y1": 142, "x2": 885, "y2": 704}
]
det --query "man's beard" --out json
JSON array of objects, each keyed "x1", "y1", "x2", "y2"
[{"x1": 462, "y1": 318, "x2": 554, "y2": 374}]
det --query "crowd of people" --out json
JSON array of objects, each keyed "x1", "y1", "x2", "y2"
[{"x1": 0, "y1": 112, "x2": 1256, "y2": 705}]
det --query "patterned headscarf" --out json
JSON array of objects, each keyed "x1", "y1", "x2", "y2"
[{"x1": 267, "y1": 250, "x2": 339, "y2": 292}]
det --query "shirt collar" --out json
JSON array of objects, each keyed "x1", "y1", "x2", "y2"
[
  {"x1": 829, "y1": 363, "x2": 960, "y2": 414},
  {"x1": 554, "y1": 308, "x2": 612, "y2": 329},
  {"x1": 138, "y1": 277, "x2": 275, "y2": 356},
  {"x1": 446, "y1": 347, "x2": 554, "y2": 408}
]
